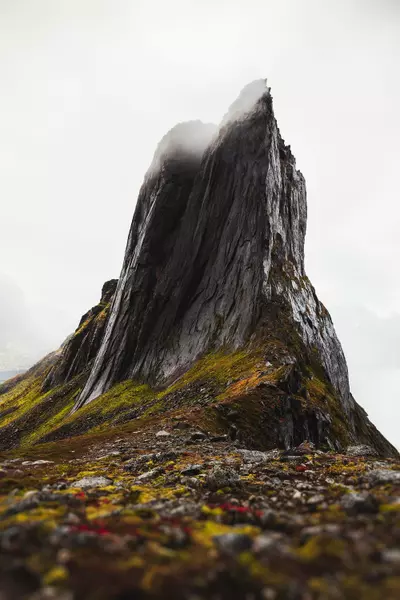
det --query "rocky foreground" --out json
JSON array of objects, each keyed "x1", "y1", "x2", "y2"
[{"x1": 0, "y1": 425, "x2": 399, "y2": 600}]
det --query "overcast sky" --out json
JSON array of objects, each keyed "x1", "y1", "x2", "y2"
[{"x1": 0, "y1": 0, "x2": 399, "y2": 446}]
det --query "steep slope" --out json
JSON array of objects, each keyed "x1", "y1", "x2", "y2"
[{"x1": 0, "y1": 80, "x2": 396, "y2": 457}]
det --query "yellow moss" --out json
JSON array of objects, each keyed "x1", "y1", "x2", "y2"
[
  {"x1": 158, "y1": 350, "x2": 262, "y2": 399},
  {"x1": 201, "y1": 505, "x2": 224, "y2": 517},
  {"x1": 296, "y1": 535, "x2": 346, "y2": 562},
  {"x1": 380, "y1": 503, "x2": 400, "y2": 513},
  {"x1": 43, "y1": 565, "x2": 68, "y2": 586}
]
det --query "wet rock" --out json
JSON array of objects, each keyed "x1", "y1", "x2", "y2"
[
  {"x1": 205, "y1": 466, "x2": 240, "y2": 491},
  {"x1": 367, "y1": 469, "x2": 400, "y2": 486},
  {"x1": 340, "y1": 492, "x2": 379, "y2": 515},
  {"x1": 71, "y1": 476, "x2": 113, "y2": 489},
  {"x1": 213, "y1": 532, "x2": 253, "y2": 555}
]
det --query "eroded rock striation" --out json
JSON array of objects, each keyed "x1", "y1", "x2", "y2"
[
  {"x1": 76, "y1": 81, "x2": 352, "y2": 415},
  {"x1": 0, "y1": 80, "x2": 396, "y2": 456}
]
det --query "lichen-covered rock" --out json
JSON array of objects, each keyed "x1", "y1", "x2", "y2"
[
  {"x1": 205, "y1": 466, "x2": 240, "y2": 491},
  {"x1": 340, "y1": 492, "x2": 379, "y2": 515},
  {"x1": 346, "y1": 444, "x2": 378, "y2": 457},
  {"x1": 367, "y1": 469, "x2": 400, "y2": 486},
  {"x1": 213, "y1": 533, "x2": 253, "y2": 556},
  {"x1": 237, "y1": 449, "x2": 280, "y2": 463},
  {"x1": 71, "y1": 476, "x2": 113, "y2": 489}
]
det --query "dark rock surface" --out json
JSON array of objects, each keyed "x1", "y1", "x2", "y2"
[
  {"x1": 42, "y1": 279, "x2": 118, "y2": 391},
  {"x1": 70, "y1": 79, "x2": 393, "y2": 457},
  {"x1": 0, "y1": 80, "x2": 397, "y2": 459}
]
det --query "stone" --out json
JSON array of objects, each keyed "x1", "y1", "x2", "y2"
[
  {"x1": 134, "y1": 468, "x2": 164, "y2": 483},
  {"x1": 307, "y1": 494, "x2": 325, "y2": 507},
  {"x1": 181, "y1": 476, "x2": 201, "y2": 489},
  {"x1": 382, "y1": 548, "x2": 400, "y2": 564},
  {"x1": 340, "y1": 492, "x2": 379, "y2": 515},
  {"x1": 23, "y1": 490, "x2": 38, "y2": 500},
  {"x1": 237, "y1": 449, "x2": 280, "y2": 463},
  {"x1": 71, "y1": 476, "x2": 113, "y2": 489},
  {"x1": 181, "y1": 464, "x2": 202, "y2": 476},
  {"x1": 155, "y1": 430, "x2": 170, "y2": 438},
  {"x1": 205, "y1": 466, "x2": 240, "y2": 491},
  {"x1": 253, "y1": 533, "x2": 284, "y2": 555},
  {"x1": 213, "y1": 533, "x2": 253, "y2": 555},
  {"x1": 346, "y1": 445, "x2": 378, "y2": 457},
  {"x1": 22, "y1": 459, "x2": 54, "y2": 466},
  {"x1": 172, "y1": 422, "x2": 191, "y2": 430},
  {"x1": 190, "y1": 431, "x2": 207, "y2": 442},
  {"x1": 367, "y1": 469, "x2": 400, "y2": 486}
]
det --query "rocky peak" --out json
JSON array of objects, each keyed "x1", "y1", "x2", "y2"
[
  {"x1": 0, "y1": 82, "x2": 397, "y2": 458},
  {"x1": 75, "y1": 81, "x2": 345, "y2": 419}
]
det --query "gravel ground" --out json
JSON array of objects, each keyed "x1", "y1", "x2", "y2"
[{"x1": 0, "y1": 425, "x2": 399, "y2": 600}]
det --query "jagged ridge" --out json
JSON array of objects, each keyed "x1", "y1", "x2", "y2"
[{"x1": 0, "y1": 80, "x2": 397, "y2": 457}]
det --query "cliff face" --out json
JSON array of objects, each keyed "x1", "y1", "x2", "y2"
[
  {"x1": 76, "y1": 81, "x2": 350, "y2": 415},
  {"x1": 42, "y1": 279, "x2": 118, "y2": 391},
  {"x1": 0, "y1": 80, "x2": 396, "y2": 456}
]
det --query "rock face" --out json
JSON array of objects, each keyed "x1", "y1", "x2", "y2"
[
  {"x1": 1, "y1": 80, "x2": 396, "y2": 457},
  {"x1": 76, "y1": 80, "x2": 351, "y2": 415},
  {"x1": 42, "y1": 279, "x2": 118, "y2": 391}
]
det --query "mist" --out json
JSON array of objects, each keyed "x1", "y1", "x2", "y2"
[{"x1": 0, "y1": 0, "x2": 399, "y2": 445}]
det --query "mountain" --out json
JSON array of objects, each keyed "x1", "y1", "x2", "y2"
[
  {"x1": 0, "y1": 81, "x2": 399, "y2": 600},
  {"x1": 0, "y1": 80, "x2": 396, "y2": 457}
]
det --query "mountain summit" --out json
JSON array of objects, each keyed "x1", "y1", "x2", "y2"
[
  {"x1": 0, "y1": 81, "x2": 396, "y2": 456},
  {"x1": 77, "y1": 79, "x2": 343, "y2": 408}
]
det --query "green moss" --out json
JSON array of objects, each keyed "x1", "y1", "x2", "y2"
[
  {"x1": 0, "y1": 375, "x2": 47, "y2": 426},
  {"x1": 297, "y1": 535, "x2": 347, "y2": 562},
  {"x1": 158, "y1": 350, "x2": 262, "y2": 398}
]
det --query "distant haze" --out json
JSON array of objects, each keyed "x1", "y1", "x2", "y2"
[{"x1": 0, "y1": 0, "x2": 399, "y2": 447}]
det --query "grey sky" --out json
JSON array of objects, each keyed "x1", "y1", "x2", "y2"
[{"x1": 0, "y1": 0, "x2": 399, "y2": 446}]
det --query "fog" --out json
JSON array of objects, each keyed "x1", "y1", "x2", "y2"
[{"x1": 0, "y1": 0, "x2": 399, "y2": 446}]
